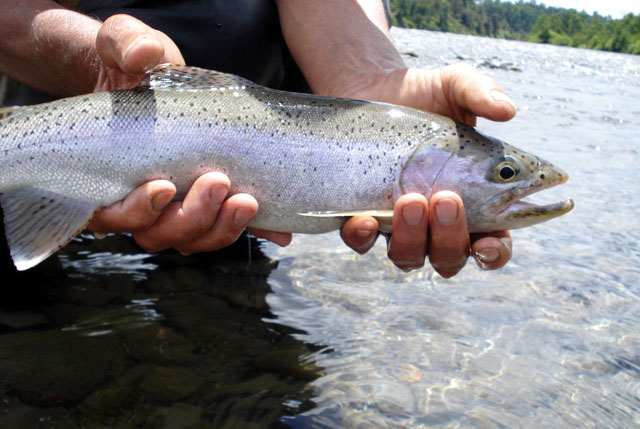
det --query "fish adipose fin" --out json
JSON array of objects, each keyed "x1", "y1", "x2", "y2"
[
  {"x1": 144, "y1": 64, "x2": 258, "y2": 91},
  {"x1": 1, "y1": 187, "x2": 97, "y2": 270}
]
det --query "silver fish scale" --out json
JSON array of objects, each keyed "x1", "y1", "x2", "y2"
[
  {"x1": 137, "y1": 84, "x2": 446, "y2": 232},
  {"x1": 1, "y1": 79, "x2": 446, "y2": 234},
  {"x1": 0, "y1": 65, "x2": 573, "y2": 270}
]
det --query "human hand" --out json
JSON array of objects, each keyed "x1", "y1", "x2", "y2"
[
  {"x1": 340, "y1": 64, "x2": 515, "y2": 276},
  {"x1": 93, "y1": 14, "x2": 185, "y2": 92},
  {"x1": 87, "y1": 15, "x2": 291, "y2": 252},
  {"x1": 341, "y1": 192, "x2": 512, "y2": 277},
  {"x1": 357, "y1": 63, "x2": 517, "y2": 126},
  {"x1": 88, "y1": 172, "x2": 292, "y2": 254}
]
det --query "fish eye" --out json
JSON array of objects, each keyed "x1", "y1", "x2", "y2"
[
  {"x1": 500, "y1": 165, "x2": 516, "y2": 181},
  {"x1": 491, "y1": 156, "x2": 521, "y2": 183}
]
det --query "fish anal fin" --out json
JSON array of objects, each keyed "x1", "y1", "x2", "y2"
[{"x1": 1, "y1": 187, "x2": 98, "y2": 270}]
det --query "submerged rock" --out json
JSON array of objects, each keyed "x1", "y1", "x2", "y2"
[
  {"x1": 0, "y1": 330, "x2": 124, "y2": 405},
  {"x1": 139, "y1": 366, "x2": 204, "y2": 402},
  {"x1": 121, "y1": 325, "x2": 196, "y2": 365},
  {"x1": 144, "y1": 403, "x2": 203, "y2": 429}
]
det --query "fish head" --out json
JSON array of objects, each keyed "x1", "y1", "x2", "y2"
[{"x1": 396, "y1": 122, "x2": 574, "y2": 232}]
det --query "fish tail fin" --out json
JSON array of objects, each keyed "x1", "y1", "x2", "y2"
[{"x1": 0, "y1": 187, "x2": 98, "y2": 270}]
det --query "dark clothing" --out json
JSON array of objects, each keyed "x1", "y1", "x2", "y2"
[
  {"x1": 6, "y1": 0, "x2": 310, "y2": 106},
  {"x1": 76, "y1": 0, "x2": 310, "y2": 90}
]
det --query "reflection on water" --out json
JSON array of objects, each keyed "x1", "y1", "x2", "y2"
[
  {"x1": 0, "y1": 235, "x2": 320, "y2": 427},
  {"x1": 1, "y1": 28, "x2": 640, "y2": 428}
]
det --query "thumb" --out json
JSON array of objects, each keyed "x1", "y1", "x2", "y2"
[
  {"x1": 96, "y1": 14, "x2": 184, "y2": 77},
  {"x1": 440, "y1": 63, "x2": 517, "y2": 125}
]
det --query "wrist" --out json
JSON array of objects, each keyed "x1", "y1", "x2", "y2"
[
  {"x1": 0, "y1": 2, "x2": 102, "y2": 96},
  {"x1": 30, "y1": 9, "x2": 102, "y2": 95}
]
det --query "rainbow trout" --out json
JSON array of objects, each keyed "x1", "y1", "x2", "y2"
[{"x1": 0, "y1": 65, "x2": 573, "y2": 270}]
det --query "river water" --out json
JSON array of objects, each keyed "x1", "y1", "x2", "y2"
[{"x1": 1, "y1": 29, "x2": 639, "y2": 427}]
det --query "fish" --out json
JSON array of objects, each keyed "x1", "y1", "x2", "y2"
[{"x1": 0, "y1": 64, "x2": 574, "y2": 271}]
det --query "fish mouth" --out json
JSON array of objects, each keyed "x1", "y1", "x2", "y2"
[
  {"x1": 478, "y1": 194, "x2": 574, "y2": 232},
  {"x1": 479, "y1": 174, "x2": 574, "y2": 231},
  {"x1": 493, "y1": 198, "x2": 574, "y2": 219}
]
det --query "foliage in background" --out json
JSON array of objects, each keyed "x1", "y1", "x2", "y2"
[{"x1": 390, "y1": 0, "x2": 640, "y2": 54}]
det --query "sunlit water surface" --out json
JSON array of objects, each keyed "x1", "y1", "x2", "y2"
[{"x1": 1, "y1": 29, "x2": 638, "y2": 427}]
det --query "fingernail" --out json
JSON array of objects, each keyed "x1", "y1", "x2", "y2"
[
  {"x1": 435, "y1": 198, "x2": 458, "y2": 226},
  {"x1": 356, "y1": 229, "x2": 374, "y2": 238},
  {"x1": 233, "y1": 207, "x2": 254, "y2": 227},
  {"x1": 490, "y1": 89, "x2": 516, "y2": 109},
  {"x1": 152, "y1": 191, "x2": 173, "y2": 211},
  {"x1": 354, "y1": 232, "x2": 378, "y2": 254},
  {"x1": 209, "y1": 184, "x2": 228, "y2": 205},
  {"x1": 123, "y1": 36, "x2": 158, "y2": 71},
  {"x1": 355, "y1": 219, "x2": 377, "y2": 237},
  {"x1": 500, "y1": 237, "x2": 513, "y2": 258},
  {"x1": 402, "y1": 202, "x2": 424, "y2": 226},
  {"x1": 122, "y1": 36, "x2": 147, "y2": 61},
  {"x1": 474, "y1": 248, "x2": 499, "y2": 270},
  {"x1": 476, "y1": 248, "x2": 500, "y2": 264}
]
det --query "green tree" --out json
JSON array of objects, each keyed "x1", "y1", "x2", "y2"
[{"x1": 388, "y1": 0, "x2": 639, "y2": 55}]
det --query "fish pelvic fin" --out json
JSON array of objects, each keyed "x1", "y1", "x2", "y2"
[
  {"x1": 298, "y1": 210, "x2": 394, "y2": 232},
  {"x1": 143, "y1": 64, "x2": 258, "y2": 91},
  {"x1": 1, "y1": 187, "x2": 98, "y2": 270}
]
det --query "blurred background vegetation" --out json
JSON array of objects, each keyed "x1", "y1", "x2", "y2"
[{"x1": 390, "y1": 0, "x2": 640, "y2": 54}]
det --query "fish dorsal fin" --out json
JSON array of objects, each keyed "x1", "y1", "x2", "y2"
[
  {"x1": 1, "y1": 187, "x2": 98, "y2": 270},
  {"x1": 0, "y1": 105, "x2": 29, "y2": 120},
  {"x1": 144, "y1": 64, "x2": 258, "y2": 91}
]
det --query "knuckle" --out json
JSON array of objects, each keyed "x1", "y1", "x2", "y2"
[
  {"x1": 188, "y1": 214, "x2": 216, "y2": 234},
  {"x1": 124, "y1": 214, "x2": 156, "y2": 232},
  {"x1": 104, "y1": 14, "x2": 129, "y2": 28},
  {"x1": 133, "y1": 233, "x2": 166, "y2": 253},
  {"x1": 187, "y1": 228, "x2": 244, "y2": 253},
  {"x1": 216, "y1": 228, "x2": 244, "y2": 248}
]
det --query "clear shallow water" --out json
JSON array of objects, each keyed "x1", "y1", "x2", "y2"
[
  {"x1": 269, "y1": 29, "x2": 640, "y2": 427},
  {"x1": 1, "y1": 29, "x2": 639, "y2": 427}
]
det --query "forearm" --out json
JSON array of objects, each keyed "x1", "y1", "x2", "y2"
[
  {"x1": 276, "y1": 0, "x2": 406, "y2": 99},
  {"x1": 0, "y1": 0, "x2": 101, "y2": 96}
]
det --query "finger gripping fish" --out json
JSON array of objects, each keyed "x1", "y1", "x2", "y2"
[{"x1": 0, "y1": 65, "x2": 573, "y2": 270}]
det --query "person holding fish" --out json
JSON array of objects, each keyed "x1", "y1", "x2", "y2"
[{"x1": 0, "y1": 0, "x2": 516, "y2": 277}]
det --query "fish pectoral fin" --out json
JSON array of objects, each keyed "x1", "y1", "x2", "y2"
[
  {"x1": 0, "y1": 187, "x2": 98, "y2": 270},
  {"x1": 298, "y1": 210, "x2": 394, "y2": 232}
]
